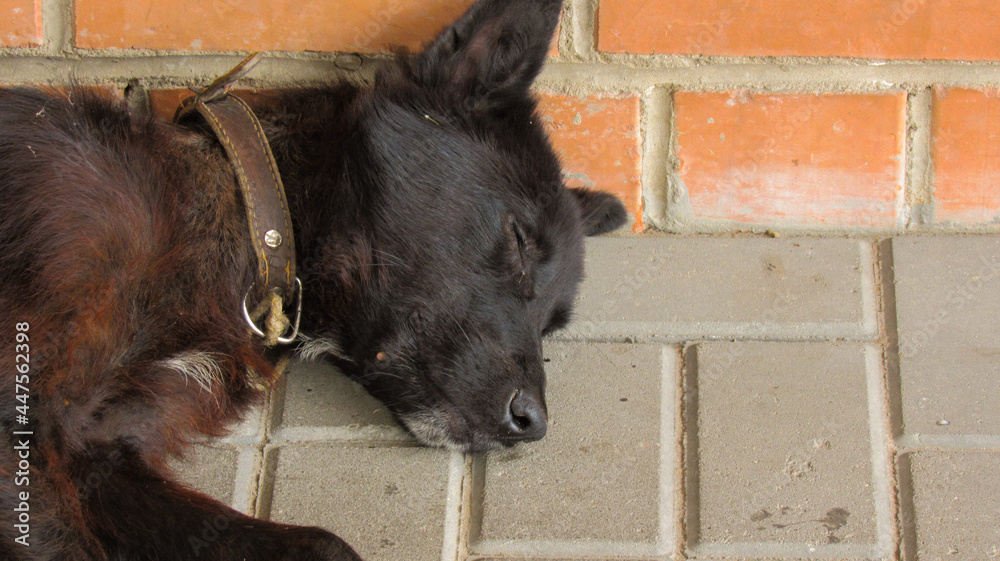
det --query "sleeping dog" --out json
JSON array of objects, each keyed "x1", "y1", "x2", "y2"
[{"x1": 0, "y1": 0, "x2": 626, "y2": 558}]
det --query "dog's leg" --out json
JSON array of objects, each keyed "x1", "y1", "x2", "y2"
[{"x1": 76, "y1": 444, "x2": 362, "y2": 561}]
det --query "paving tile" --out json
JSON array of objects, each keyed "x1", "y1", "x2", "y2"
[
  {"x1": 566, "y1": 237, "x2": 873, "y2": 341},
  {"x1": 472, "y1": 558, "x2": 655, "y2": 561},
  {"x1": 168, "y1": 443, "x2": 239, "y2": 508},
  {"x1": 473, "y1": 343, "x2": 668, "y2": 558},
  {"x1": 903, "y1": 451, "x2": 1000, "y2": 560},
  {"x1": 892, "y1": 236, "x2": 1000, "y2": 439},
  {"x1": 689, "y1": 342, "x2": 881, "y2": 556},
  {"x1": 266, "y1": 444, "x2": 452, "y2": 561},
  {"x1": 273, "y1": 360, "x2": 409, "y2": 442}
]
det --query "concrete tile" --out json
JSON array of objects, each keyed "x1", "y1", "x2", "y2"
[
  {"x1": 472, "y1": 558, "x2": 656, "y2": 561},
  {"x1": 474, "y1": 343, "x2": 667, "y2": 557},
  {"x1": 567, "y1": 237, "x2": 873, "y2": 341},
  {"x1": 169, "y1": 443, "x2": 238, "y2": 507},
  {"x1": 279, "y1": 360, "x2": 396, "y2": 427},
  {"x1": 903, "y1": 451, "x2": 1000, "y2": 559},
  {"x1": 266, "y1": 444, "x2": 451, "y2": 561},
  {"x1": 273, "y1": 360, "x2": 410, "y2": 442},
  {"x1": 690, "y1": 342, "x2": 880, "y2": 555},
  {"x1": 892, "y1": 236, "x2": 1000, "y2": 438}
]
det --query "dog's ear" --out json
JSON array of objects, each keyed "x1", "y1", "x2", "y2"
[
  {"x1": 570, "y1": 188, "x2": 629, "y2": 235},
  {"x1": 414, "y1": 0, "x2": 562, "y2": 111}
]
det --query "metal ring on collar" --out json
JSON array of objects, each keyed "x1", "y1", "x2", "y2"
[{"x1": 241, "y1": 277, "x2": 303, "y2": 345}]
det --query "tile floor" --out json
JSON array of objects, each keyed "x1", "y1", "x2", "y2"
[{"x1": 172, "y1": 235, "x2": 1000, "y2": 561}]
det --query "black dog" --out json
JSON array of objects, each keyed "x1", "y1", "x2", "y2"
[{"x1": 0, "y1": 0, "x2": 626, "y2": 558}]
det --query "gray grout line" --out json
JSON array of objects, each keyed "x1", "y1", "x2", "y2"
[
  {"x1": 252, "y1": 385, "x2": 283, "y2": 521},
  {"x1": 560, "y1": 321, "x2": 878, "y2": 343},
  {"x1": 895, "y1": 434, "x2": 1000, "y2": 450},
  {"x1": 555, "y1": 2, "x2": 572, "y2": 57},
  {"x1": 640, "y1": 223, "x2": 998, "y2": 235},
  {"x1": 658, "y1": 346, "x2": 679, "y2": 557},
  {"x1": 903, "y1": 88, "x2": 935, "y2": 227},
  {"x1": 875, "y1": 239, "x2": 906, "y2": 449},
  {"x1": 232, "y1": 446, "x2": 263, "y2": 516},
  {"x1": 568, "y1": 0, "x2": 598, "y2": 60},
  {"x1": 6, "y1": 55, "x2": 1000, "y2": 92},
  {"x1": 895, "y1": 453, "x2": 918, "y2": 561},
  {"x1": 865, "y1": 344, "x2": 899, "y2": 559},
  {"x1": 865, "y1": 236, "x2": 912, "y2": 561},
  {"x1": 680, "y1": 344, "x2": 700, "y2": 552},
  {"x1": 269, "y1": 425, "x2": 415, "y2": 444},
  {"x1": 860, "y1": 240, "x2": 881, "y2": 339},
  {"x1": 254, "y1": 445, "x2": 280, "y2": 520},
  {"x1": 662, "y1": 89, "x2": 697, "y2": 232},
  {"x1": 640, "y1": 86, "x2": 673, "y2": 230},
  {"x1": 872, "y1": 237, "x2": 905, "y2": 561},
  {"x1": 39, "y1": 0, "x2": 72, "y2": 55},
  {"x1": 670, "y1": 345, "x2": 688, "y2": 561},
  {"x1": 440, "y1": 452, "x2": 467, "y2": 561},
  {"x1": 464, "y1": 454, "x2": 486, "y2": 553},
  {"x1": 0, "y1": 55, "x2": 363, "y2": 86},
  {"x1": 537, "y1": 60, "x2": 1000, "y2": 92}
]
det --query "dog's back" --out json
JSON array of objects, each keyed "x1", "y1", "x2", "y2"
[
  {"x1": 0, "y1": 88, "x2": 267, "y2": 435},
  {"x1": 0, "y1": 89, "x2": 281, "y2": 558}
]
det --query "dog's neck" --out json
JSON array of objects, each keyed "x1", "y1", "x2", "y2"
[{"x1": 239, "y1": 85, "x2": 382, "y2": 338}]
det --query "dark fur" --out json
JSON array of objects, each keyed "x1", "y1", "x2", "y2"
[{"x1": 0, "y1": 0, "x2": 626, "y2": 559}]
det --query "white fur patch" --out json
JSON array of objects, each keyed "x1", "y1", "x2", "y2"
[
  {"x1": 296, "y1": 336, "x2": 349, "y2": 363},
  {"x1": 399, "y1": 410, "x2": 468, "y2": 452},
  {"x1": 159, "y1": 351, "x2": 223, "y2": 393}
]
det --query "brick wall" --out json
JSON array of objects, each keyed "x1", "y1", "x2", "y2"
[{"x1": 3, "y1": 0, "x2": 1000, "y2": 232}]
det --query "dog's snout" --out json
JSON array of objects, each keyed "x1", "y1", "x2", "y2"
[{"x1": 499, "y1": 389, "x2": 548, "y2": 443}]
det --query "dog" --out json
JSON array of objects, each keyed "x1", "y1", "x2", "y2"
[{"x1": 0, "y1": 0, "x2": 627, "y2": 559}]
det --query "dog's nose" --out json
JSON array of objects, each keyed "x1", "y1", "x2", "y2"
[{"x1": 499, "y1": 389, "x2": 547, "y2": 442}]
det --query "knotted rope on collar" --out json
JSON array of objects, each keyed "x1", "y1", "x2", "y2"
[{"x1": 249, "y1": 290, "x2": 291, "y2": 348}]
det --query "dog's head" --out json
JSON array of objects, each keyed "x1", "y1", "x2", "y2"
[{"x1": 301, "y1": 0, "x2": 627, "y2": 452}]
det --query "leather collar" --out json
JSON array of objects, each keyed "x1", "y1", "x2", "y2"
[{"x1": 174, "y1": 54, "x2": 301, "y2": 344}]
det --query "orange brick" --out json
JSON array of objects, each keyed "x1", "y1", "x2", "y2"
[
  {"x1": 75, "y1": 0, "x2": 475, "y2": 52},
  {"x1": 537, "y1": 94, "x2": 643, "y2": 231},
  {"x1": 1, "y1": 0, "x2": 41, "y2": 47},
  {"x1": 598, "y1": 0, "x2": 1000, "y2": 60},
  {"x1": 932, "y1": 87, "x2": 1000, "y2": 224},
  {"x1": 149, "y1": 89, "x2": 193, "y2": 121},
  {"x1": 674, "y1": 91, "x2": 906, "y2": 227}
]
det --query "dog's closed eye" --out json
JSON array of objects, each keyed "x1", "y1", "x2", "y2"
[{"x1": 504, "y1": 214, "x2": 538, "y2": 299}]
